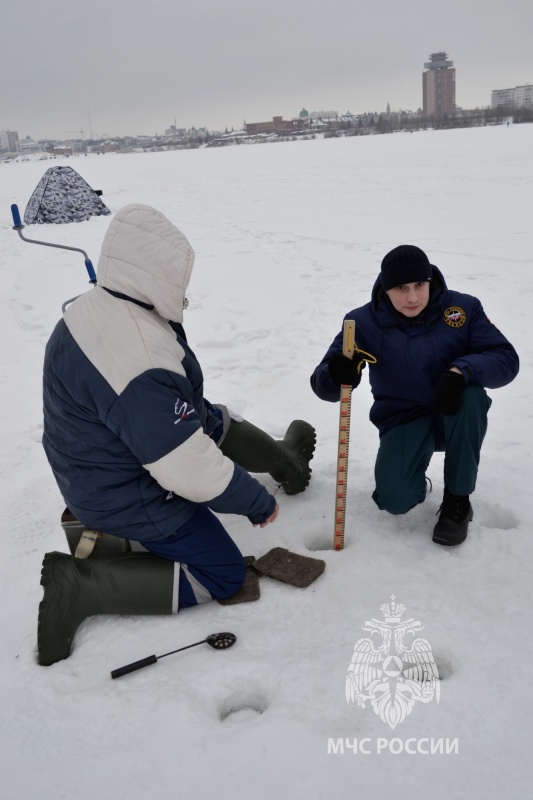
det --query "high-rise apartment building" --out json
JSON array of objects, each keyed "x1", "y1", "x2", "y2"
[
  {"x1": 492, "y1": 85, "x2": 533, "y2": 109},
  {"x1": 423, "y1": 52, "x2": 456, "y2": 116},
  {"x1": 0, "y1": 130, "x2": 20, "y2": 153}
]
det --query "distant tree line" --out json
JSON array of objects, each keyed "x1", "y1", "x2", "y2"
[{"x1": 324, "y1": 106, "x2": 533, "y2": 138}]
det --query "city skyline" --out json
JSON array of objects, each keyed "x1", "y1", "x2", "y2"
[{"x1": 2, "y1": 0, "x2": 532, "y2": 141}]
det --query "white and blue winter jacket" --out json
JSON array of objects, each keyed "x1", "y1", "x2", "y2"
[{"x1": 42, "y1": 204, "x2": 275, "y2": 541}]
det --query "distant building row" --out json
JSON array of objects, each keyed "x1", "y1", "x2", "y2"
[{"x1": 3, "y1": 69, "x2": 533, "y2": 153}]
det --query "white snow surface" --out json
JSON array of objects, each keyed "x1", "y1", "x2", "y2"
[{"x1": 1, "y1": 126, "x2": 532, "y2": 799}]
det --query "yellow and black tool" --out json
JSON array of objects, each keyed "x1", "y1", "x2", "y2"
[{"x1": 333, "y1": 320, "x2": 376, "y2": 551}]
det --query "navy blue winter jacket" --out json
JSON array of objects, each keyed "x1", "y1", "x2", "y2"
[
  {"x1": 310, "y1": 267, "x2": 519, "y2": 436},
  {"x1": 43, "y1": 204, "x2": 275, "y2": 541}
]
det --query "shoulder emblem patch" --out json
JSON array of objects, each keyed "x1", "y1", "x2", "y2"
[{"x1": 443, "y1": 306, "x2": 466, "y2": 328}]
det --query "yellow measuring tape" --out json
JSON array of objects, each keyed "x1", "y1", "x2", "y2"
[{"x1": 333, "y1": 320, "x2": 376, "y2": 551}]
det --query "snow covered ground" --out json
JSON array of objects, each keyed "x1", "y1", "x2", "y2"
[{"x1": 1, "y1": 125, "x2": 532, "y2": 799}]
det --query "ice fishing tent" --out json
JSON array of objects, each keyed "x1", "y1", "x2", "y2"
[{"x1": 23, "y1": 166, "x2": 111, "y2": 224}]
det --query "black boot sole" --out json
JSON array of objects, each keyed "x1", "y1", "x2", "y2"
[
  {"x1": 279, "y1": 421, "x2": 317, "y2": 495},
  {"x1": 38, "y1": 552, "x2": 82, "y2": 666}
]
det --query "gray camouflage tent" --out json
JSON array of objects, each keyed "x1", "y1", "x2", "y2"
[{"x1": 24, "y1": 166, "x2": 111, "y2": 224}]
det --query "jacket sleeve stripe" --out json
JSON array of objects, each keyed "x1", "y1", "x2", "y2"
[{"x1": 144, "y1": 428, "x2": 235, "y2": 503}]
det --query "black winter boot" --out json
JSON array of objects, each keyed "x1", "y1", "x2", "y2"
[
  {"x1": 38, "y1": 551, "x2": 175, "y2": 666},
  {"x1": 220, "y1": 419, "x2": 316, "y2": 495},
  {"x1": 432, "y1": 488, "x2": 473, "y2": 546}
]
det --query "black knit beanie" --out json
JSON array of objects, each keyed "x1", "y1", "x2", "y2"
[{"x1": 380, "y1": 245, "x2": 433, "y2": 291}]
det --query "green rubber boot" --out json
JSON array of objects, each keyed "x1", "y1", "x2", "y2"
[
  {"x1": 220, "y1": 419, "x2": 316, "y2": 495},
  {"x1": 38, "y1": 551, "x2": 175, "y2": 666}
]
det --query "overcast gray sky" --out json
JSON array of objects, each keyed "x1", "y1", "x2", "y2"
[{"x1": 2, "y1": 0, "x2": 532, "y2": 140}]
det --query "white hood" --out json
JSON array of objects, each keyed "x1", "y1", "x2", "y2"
[{"x1": 96, "y1": 203, "x2": 195, "y2": 323}]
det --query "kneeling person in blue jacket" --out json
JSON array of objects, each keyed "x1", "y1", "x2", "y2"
[
  {"x1": 311, "y1": 244, "x2": 519, "y2": 546},
  {"x1": 38, "y1": 204, "x2": 316, "y2": 666}
]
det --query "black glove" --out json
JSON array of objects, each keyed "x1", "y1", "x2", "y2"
[
  {"x1": 433, "y1": 371, "x2": 465, "y2": 415},
  {"x1": 328, "y1": 352, "x2": 366, "y2": 386}
]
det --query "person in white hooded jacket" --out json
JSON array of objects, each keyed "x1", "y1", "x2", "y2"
[{"x1": 38, "y1": 204, "x2": 316, "y2": 666}]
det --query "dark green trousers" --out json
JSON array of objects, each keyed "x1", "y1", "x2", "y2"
[{"x1": 372, "y1": 385, "x2": 492, "y2": 515}]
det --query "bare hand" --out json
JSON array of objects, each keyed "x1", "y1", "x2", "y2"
[{"x1": 254, "y1": 503, "x2": 279, "y2": 528}]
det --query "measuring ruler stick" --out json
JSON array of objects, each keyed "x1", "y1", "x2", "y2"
[{"x1": 333, "y1": 319, "x2": 356, "y2": 551}]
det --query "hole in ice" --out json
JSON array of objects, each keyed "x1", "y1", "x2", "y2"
[{"x1": 304, "y1": 533, "x2": 333, "y2": 551}]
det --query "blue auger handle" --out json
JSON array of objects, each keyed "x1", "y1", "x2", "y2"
[
  {"x1": 11, "y1": 204, "x2": 23, "y2": 229},
  {"x1": 84, "y1": 259, "x2": 97, "y2": 283},
  {"x1": 10, "y1": 203, "x2": 97, "y2": 284}
]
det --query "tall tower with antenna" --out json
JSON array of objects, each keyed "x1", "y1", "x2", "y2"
[{"x1": 423, "y1": 52, "x2": 456, "y2": 116}]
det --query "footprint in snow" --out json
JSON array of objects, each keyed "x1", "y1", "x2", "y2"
[
  {"x1": 218, "y1": 688, "x2": 270, "y2": 724},
  {"x1": 476, "y1": 503, "x2": 519, "y2": 531}
]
